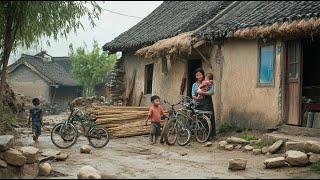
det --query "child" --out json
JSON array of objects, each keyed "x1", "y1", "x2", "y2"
[
  {"x1": 28, "y1": 98, "x2": 43, "y2": 144},
  {"x1": 145, "y1": 95, "x2": 165, "y2": 145},
  {"x1": 196, "y1": 73, "x2": 214, "y2": 99}
]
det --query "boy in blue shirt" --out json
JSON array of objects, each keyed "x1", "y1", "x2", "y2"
[{"x1": 28, "y1": 98, "x2": 43, "y2": 143}]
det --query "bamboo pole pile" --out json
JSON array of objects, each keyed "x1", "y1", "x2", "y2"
[{"x1": 85, "y1": 106, "x2": 164, "y2": 138}]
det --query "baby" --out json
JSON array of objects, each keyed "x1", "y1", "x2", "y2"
[{"x1": 196, "y1": 73, "x2": 214, "y2": 99}]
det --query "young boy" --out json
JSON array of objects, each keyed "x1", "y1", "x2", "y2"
[
  {"x1": 28, "y1": 98, "x2": 43, "y2": 144},
  {"x1": 145, "y1": 95, "x2": 165, "y2": 145},
  {"x1": 196, "y1": 73, "x2": 214, "y2": 99}
]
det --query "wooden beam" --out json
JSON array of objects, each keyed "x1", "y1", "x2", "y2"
[
  {"x1": 162, "y1": 55, "x2": 168, "y2": 74},
  {"x1": 194, "y1": 47, "x2": 212, "y2": 69},
  {"x1": 193, "y1": 40, "x2": 206, "y2": 48}
]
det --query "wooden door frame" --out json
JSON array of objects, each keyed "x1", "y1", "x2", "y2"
[{"x1": 284, "y1": 40, "x2": 303, "y2": 125}]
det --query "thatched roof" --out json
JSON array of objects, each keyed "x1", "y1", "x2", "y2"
[
  {"x1": 194, "y1": 1, "x2": 320, "y2": 40},
  {"x1": 103, "y1": 1, "x2": 234, "y2": 53},
  {"x1": 135, "y1": 32, "x2": 197, "y2": 59}
]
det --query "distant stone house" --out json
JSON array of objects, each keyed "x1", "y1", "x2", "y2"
[
  {"x1": 8, "y1": 51, "x2": 82, "y2": 106},
  {"x1": 103, "y1": 1, "x2": 320, "y2": 131}
]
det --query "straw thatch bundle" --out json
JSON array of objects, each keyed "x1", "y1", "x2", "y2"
[
  {"x1": 230, "y1": 18, "x2": 320, "y2": 39},
  {"x1": 135, "y1": 32, "x2": 196, "y2": 59}
]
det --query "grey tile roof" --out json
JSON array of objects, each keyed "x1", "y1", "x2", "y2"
[
  {"x1": 9, "y1": 54, "x2": 78, "y2": 86},
  {"x1": 103, "y1": 1, "x2": 234, "y2": 53},
  {"x1": 194, "y1": 1, "x2": 320, "y2": 40}
]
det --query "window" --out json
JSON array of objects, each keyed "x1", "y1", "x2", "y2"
[
  {"x1": 145, "y1": 63, "x2": 154, "y2": 94},
  {"x1": 288, "y1": 43, "x2": 298, "y2": 79},
  {"x1": 258, "y1": 45, "x2": 275, "y2": 85}
]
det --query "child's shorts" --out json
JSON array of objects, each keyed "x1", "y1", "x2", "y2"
[
  {"x1": 150, "y1": 122, "x2": 161, "y2": 136},
  {"x1": 32, "y1": 122, "x2": 41, "y2": 136}
]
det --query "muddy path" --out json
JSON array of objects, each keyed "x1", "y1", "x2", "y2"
[
  {"x1": 15, "y1": 134, "x2": 319, "y2": 179},
  {"x1": 12, "y1": 115, "x2": 320, "y2": 179}
]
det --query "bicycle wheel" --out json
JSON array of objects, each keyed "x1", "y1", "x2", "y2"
[
  {"x1": 51, "y1": 122, "x2": 78, "y2": 149},
  {"x1": 176, "y1": 115, "x2": 191, "y2": 146},
  {"x1": 195, "y1": 114, "x2": 212, "y2": 143},
  {"x1": 164, "y1": 119, "x2": 177, "y2": 146},
  {"x1": 88, "y1": 127, "x2": 109, "y2": 148}
]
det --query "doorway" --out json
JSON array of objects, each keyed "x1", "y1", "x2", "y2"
[
  {"x1": 187, "y1": 59, "x2": 202, "y2": 97},
  {"x1": 286, "y1": 38, "x2": 320, "y2": 127}
]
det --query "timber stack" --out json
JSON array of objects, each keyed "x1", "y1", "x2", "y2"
[
  {"x1": 109, "y1": 58, "x2": 125, "y2": 106},
  {"x1": 86, "y1": 105, "x2": 162, "y2": 138}
]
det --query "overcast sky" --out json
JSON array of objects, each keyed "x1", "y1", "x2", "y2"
[{"x1": 9, "y1": 1, "x2": 162, "y2": 65}]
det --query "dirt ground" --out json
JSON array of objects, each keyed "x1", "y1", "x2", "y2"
[{"x1": 14, "y1": 115, "x2": 320, "y2": 179}]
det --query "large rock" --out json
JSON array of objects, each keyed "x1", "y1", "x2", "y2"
[
  {"x1": 268, "y1": 140, "x2": 283, "y2": 154},
  {"x1": 228, "y1": 158, "x2": 247, "y2": 171},
  {"x1": 264, "y1": 157, "x2": 287, "y2": 168},
  {"x1": 22, "y1": 163, "x2": 39, "y2": 178},
  {"x1": 285, "y1": 142, "x2": 305, "y2": 152},
  {"x1": 253, "y1": 149, "x2": 262, "y2": 155},
  {"x1": 55, "y1": 153, "x2": 69, "y2": 161},
  {"x1": 218, "y1": 141, "x2": 228, "y2": 149},
  {"x1": 304, "y1": 141, "x2": 320, "y2": 154},
  {"x1": 309, "y1": 153, "x2": 320, "y2": 163},
  {"x1": 0, "y1": 159, "x2": 7, "y2": 167},
  {"x1": 41, "y1": 149, "x2": 61, "y2": 157},
  {"x1": 77, "y1": 165, "x2": 101, "y2": 179},
  {"x1": 261, "y1": 147, "x2": 268, "y2": 154},
  {"x1": 225, "y1": 144, "x2": 234, "y2": 151},
  {"x1": 226, "y1": 137, "x2": 249, "y2": 145},
  {"x1": 244, "y1": 145, "x2": 253, "y2": 151},
  {"x1": 0, "y1": 135, "x2": 14, "y2": 152},
  {"x1": 80, "y1": 145, "x2": 92, "y2": 154},
  {"x1": 285, "y1": 150, "x2": 309, "y2": 166},
  {"x1": 100, "y1": 172, "x2": 116, "y2": 179},
  {"x1": 20, "y1": 146, "x2": 39, "y2": 164},
  {"x1": 3, "y1": 148, "x2": 27, "y2": 166},
  {"x1": 39, "y1": 162, "x2": 52, "y2": 176}
]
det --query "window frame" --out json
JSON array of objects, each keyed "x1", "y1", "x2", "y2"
[
  {"x1": 257, "y1": 43, "x2": 276, "y2": 87},
  {"x1": 144, "y1": 63, "x2": 154, "y2": 95}
]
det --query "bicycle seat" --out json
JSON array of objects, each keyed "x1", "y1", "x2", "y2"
[{"x1": 194, "y1": 110, "x2": 213, "y2": 115}]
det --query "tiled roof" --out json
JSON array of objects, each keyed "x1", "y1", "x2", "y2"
[{"x1": 103, "y1": 1, "x2": 234, "y2": 53}]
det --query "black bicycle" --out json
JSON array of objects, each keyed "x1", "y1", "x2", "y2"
[
  {"x1": 162, "y1": 98, "x2": 191, "y2": 146},
  {"x1": 50, "y1": 107, "x2": 109, "y2": 149}
]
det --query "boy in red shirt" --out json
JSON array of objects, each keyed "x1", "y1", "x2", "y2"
[{"x1": 145, "y1": 95, "x2": 165, "y2": 145}]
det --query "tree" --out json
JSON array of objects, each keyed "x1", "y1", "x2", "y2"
[
  {"x1": 0, "y1": 1, "x2": 102, "y2": 99},
  {"x1": 69, "y1": 40, "x2": 117, "y2": 97}
]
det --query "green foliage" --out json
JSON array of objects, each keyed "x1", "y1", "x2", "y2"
[
  {"x1": 237, "y1": 133, "x2": 259, "y2": 141},
  {"x1": 0, "y1": 1, "x2": 102, "y2": 51},
  {"x1": 217, "y1": 123, "x2": 233, "y2": 134},
  {"x1": 254, "y1": 139, "x2": 269, "y2": 148},
  {"x1": 310, "y1": 163, "x2": 320, "y2": 173},
  {"x1": 70, "y1": 40, "x2": 117, "y2": 96}
]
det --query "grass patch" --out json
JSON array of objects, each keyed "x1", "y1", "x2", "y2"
[
  {"x1": 0, "y1": 101, "x2": 21, "y2": 135},
  {"x1": 255, "y1": 139, "x2": 269, "y2": 148},
  {"x1": 310, "y1": 163, "x2": 320, "y2": 173},
  {"x1": 217, "y1": 123, "x2": 233, "y2": 134},
  {"x1": 236, "y1": 132, "x2": 259, "y2": 141}
]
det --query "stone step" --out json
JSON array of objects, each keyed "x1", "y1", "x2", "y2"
[{"x1": 278, "y1": 125, "x2": 320, "y2": 137}]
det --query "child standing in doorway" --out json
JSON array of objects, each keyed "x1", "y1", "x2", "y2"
[
  {"x1": 28, "y1": 98, "x2": 43, "y2": 144},
  {"x1": 145, "y1": 95, "x2": 165, "y2": 145}
]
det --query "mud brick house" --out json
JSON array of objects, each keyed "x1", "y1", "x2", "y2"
[
  {"x1": 8, "y1": 51, "x2": 82, "y2": 106},
  {"x1": 103, "y1": 1, "x2": 320, "y2": 130}
]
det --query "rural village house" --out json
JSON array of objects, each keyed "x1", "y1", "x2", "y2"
[
  {"x1": 8, "y1": 51, "x2": 82, "y2": 107},
  {"x1": 103, "y1": 1, "x2": 320, "y2": 130}
]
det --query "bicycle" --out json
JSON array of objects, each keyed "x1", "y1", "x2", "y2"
[
  {"x1": 50, "y1": 107, "x2": 109, "y2": 149},
  {"x1": 162, "y1": 98, "x2": 191, "y2": 146}
]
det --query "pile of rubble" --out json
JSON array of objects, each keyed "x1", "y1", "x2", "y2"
[
  {"x1": 70, "y1": 96, "x2": 106, "y2": 107},
  {"x1": 0, "y1": 135, "x2": 70, "y2": 178},
  {"x1": 218, "y1": 136, "x2": 320, "y2": 171}
]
